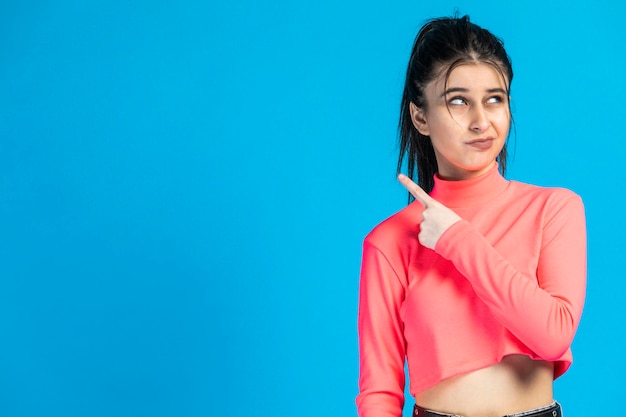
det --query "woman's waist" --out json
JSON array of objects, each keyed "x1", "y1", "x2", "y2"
[
  {"x1": 414, "y1": 401, "x2": 561, "y2": 417},
  {"x1": 413, "y1": 355, "x2": 555, "y2": 417}
]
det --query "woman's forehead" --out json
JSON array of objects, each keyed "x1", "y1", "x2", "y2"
[{"x1": 431, "y1": 62, "x2": 509, "y2": 92}]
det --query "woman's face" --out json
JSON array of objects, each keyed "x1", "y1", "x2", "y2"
[{"x1": 410, "y1": 63, "x2": 510, "y2": 181}]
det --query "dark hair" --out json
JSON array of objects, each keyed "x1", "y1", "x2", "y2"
[{"x1": 397, "y1": 15, "x2": 514, "y2": 198}]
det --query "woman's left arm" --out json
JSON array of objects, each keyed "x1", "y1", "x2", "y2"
[
  {"x1": 435, "y1": 195, "x2": 586, "y2": 360},
  {"x1": 398, "y1": 175, "x2": 587, "y2": 360}
]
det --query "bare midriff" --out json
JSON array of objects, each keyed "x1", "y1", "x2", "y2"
[{"x1": 414, "y1": 355, "x2": 555, "y2": 417}]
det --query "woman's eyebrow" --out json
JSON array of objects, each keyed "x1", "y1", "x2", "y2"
[
  {"x1": 440, "y1": 87, "x2": 468, "y2": 98},
  {"x1": 440, "y1": 87, "x2": 507, "y2": 98}
]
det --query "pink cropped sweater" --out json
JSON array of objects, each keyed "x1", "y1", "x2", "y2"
[{"x1": 356, "y1": 165, "x2": 587, "y2": 417}]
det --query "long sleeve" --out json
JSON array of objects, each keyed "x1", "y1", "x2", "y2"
[
  {"x1": 356, "y1": 240, "x2": 407, "y2": 417},
  {"x1": 434, "y1": 194, "x2": 587, "y2": 360}
]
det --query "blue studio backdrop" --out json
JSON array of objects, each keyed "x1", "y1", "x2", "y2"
[{"x1": 0, "y1": 1, "x2": 623, "y2": 416}]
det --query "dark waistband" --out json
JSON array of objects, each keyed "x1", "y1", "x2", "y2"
[{"x1": 413, "y1": 401, "x2": 561, "y2": 417}]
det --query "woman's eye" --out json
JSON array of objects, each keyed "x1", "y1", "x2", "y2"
[
  {"x1": 449, "y1": 97, "x2": 466, "y2": 105},
  {"x1": 487, "y1": 96, "x2": 504, "y2": 104}
]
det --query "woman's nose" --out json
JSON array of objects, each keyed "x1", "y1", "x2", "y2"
[{"x1": 469, "y1": 105, "x2": 490, "y2": 133}]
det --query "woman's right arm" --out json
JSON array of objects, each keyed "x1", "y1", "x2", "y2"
[{"x1": 357, "y1": 240, "x2": 406, "y2": 417}]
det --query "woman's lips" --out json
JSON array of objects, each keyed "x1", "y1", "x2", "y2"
[{"x1": 466, "y1": 138, "x2": 494, "y2": 150}]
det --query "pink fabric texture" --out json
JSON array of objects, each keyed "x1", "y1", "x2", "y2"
[{"x1": 356, "y1": 165, "x2": 586, "y2": 417}]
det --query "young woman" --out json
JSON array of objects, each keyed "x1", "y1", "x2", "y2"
[{"x1": 356, "y1": 16, "x2": 586, "y2": 417}]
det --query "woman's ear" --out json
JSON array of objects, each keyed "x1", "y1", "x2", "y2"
[{"x1": 410, "y1": 102, "x2": 429, "y2": 136}]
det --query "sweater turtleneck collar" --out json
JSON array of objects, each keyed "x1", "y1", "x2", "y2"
[{"x1": 429, "y1": 163, "x2": 509, "y2": 208}]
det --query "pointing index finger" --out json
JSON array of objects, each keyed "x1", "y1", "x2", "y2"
[{"x1": 397, "y1": 174, "x2": 432, "y2": 207}]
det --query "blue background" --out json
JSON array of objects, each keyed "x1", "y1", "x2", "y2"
[{"x1": 0, "y1": 1, "x2": 623, "y2": 416}]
